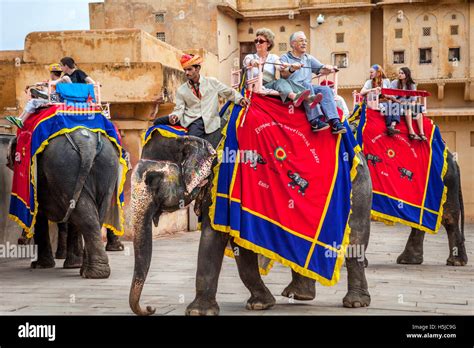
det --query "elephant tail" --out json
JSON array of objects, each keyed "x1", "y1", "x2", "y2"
[
  {"x1": 458, "y1": 163, "x2": 465, "y2": 241},
  {"x1": 59, "y1": 131, "x2": 103, "y2": 223}
]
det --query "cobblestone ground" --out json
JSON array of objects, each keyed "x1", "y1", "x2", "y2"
[{"x1": 0, "y1": 222, "x2": 472, "y2": 315}]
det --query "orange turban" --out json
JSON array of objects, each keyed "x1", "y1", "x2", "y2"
[{"x1": 180, "y1": 54, "x2": 203, "y2": 69}]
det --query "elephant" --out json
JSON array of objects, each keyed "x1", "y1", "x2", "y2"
[
  {"x1": 350, "y1": 124, "x2": 467, "y2": 267},
  {"x1": 7, "y1": 129, "x2": 121, "y2": 278},
  {"x1": 396, "y1": 151, "x2": 467, "y2": 266},
  {"x1": 129, "y1": 128, "x2": 373, "y2": 316}
]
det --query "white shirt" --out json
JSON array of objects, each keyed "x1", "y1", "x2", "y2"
[
  {"x1": 243, "y1": 53, "x2": 280, "y2": 84},
  {"x1": 363, "y1": 78, "x2": 391, "y2": 90},
  {"x1": 170, "y1": 75, "x2": 243, "y2": 134}
]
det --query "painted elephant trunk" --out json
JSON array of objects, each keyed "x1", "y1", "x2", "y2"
[{"x1": 129, "y1": 164, "x2": 158, "y2": 316}]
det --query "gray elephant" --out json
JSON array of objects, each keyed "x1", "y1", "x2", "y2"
[
  {"x1": 397, "y1": 151, "x2": 467, "y2": 266},
  {"x1": 129, "y1": 130, "x2": 373, "y2": 315},
  {"x1": 7, "y1": 129, "x2": 121, "y2": 278}
]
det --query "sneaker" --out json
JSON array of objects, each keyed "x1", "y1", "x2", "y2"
[
  {"x1": 5, "y1": 116, "x2": 23, "y2": 128},
  {"x1": 307, "y1": 93, "x2": 323, "y2": 109},
  {"x1": 331, "y1": 121, "x2": 347, "y2": 134},
  {"x1": 30, "y1": 88, "x2": 49, "y2": 100},
  {"x1": 293, "y1": 90, "x2": 311, "y2": 108},
  {"x1": 310, "y1": 119, "x2": 330, "y2": 132}
]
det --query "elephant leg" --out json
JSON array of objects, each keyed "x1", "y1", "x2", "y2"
[
  {"x1": 343, "y1": 155, "x2": 371, "y2": 308},
  {"x1": 281, "y1": 270, "x2": 315, "y2": 301},
  {"x1": 70, "y1": 203, "x2": 110, "y2": 279},
  {"x1": 185, "y1": 220, "x2": 229, "y2": 316},
  {"x1": 343, "y1": 257, "x2": 371, "y2": 308},
  {"x1": 443, "y1": 157, "x2": 467, "y2": 266},
  {"x1": 105, "y1": 228, "x2": 124, "y2": 251},
  {"x1": 55, "y1": 222, "x2": 68, "y2": 259},
  {"x1": 63, "y1": 223, "x2": 84, "y2": 269},
  {"x1": 444, "y1": 204, "x2": 468, "y2": 266},
  {"x1": 31, "y1": 212, "x2": 55, "y2": 269},
  {"x1": 397, "y1": 228, "x2": 425, "y2": 264},
  {"x1": 230, "y1": 240, "x2": 275, "y2": 311}
]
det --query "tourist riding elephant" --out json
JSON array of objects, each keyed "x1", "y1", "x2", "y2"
[
  {"x1": 396, "y1": 151, "x2": 467, "y2": 266},
  {"x1": 129, "y1": 129, "x2": 373, "y2": 315},
  {"x1": 7, "y1": 129, "x2": 121, "y2": 278}
]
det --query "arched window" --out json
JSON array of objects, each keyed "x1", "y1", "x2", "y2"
[
  {"x1": 248, "y1": 27, "x2": 253, "y2": 34},
  {"x1": 280, "y1": 26, "x2": 286, "y2": 33},
  {"x1": 424, "y1": 15, "x2": 429, "y2": 21}
]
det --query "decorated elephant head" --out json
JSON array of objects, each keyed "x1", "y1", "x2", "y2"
[{"x1": 129, "y1": 134, "x2": 216, "y2": 316}]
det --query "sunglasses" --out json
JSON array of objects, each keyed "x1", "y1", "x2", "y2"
[{"x1": 254, "y1": 39, "x2": 268, "y2": 45}]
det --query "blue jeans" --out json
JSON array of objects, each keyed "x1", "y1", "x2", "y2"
[{"x1": 303, "y1": 84, "x2": 339, "y2": 123}]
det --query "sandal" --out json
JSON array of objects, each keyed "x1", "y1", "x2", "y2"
[
  {"x1": 419, "y1": 134, "x2": 428, "y2": 141},
  {"x1": 408, "y1": 133, "x2": 421, "y2": 141}
]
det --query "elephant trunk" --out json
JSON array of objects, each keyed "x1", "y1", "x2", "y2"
[{"x1": 129, "y1": 169, "x2": 157, "y2": 316}]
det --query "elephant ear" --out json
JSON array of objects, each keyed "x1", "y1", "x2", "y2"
[
  {"x1": 144, "y1": 170, "x2": 163, "y2": 191},
  {"x1": 181, "y1": 137, "x2": 216, "y2": 194}
]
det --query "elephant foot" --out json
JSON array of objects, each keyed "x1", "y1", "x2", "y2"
[
  {"x1": 343, "y1": 290, "x2": 371, "y2": 308},
  {"x1": 31, "y1": 258, "x2": 55, "y2": 269},
  {"x1": 63, "y1": 255, "x2": 83, "y2": 269},
  {"x1": 396, "y1": 251, "x2": 423, "y2": 265},
  {"x1": 105, "y1": 240, "x2": 124, "y2": 252},
  {"x1": 80, "y1": 262, "x2": 110, "y2": 279},
  {"x1": 185, "y1": 297, "x2": 220, "y2": 316},
  {"x1": 246, "y1": 291, "x2": 276, "y2": 311},
  {"x1": 446, "y1": 255, "x2": 468, "y2": 267},
  {"x1": 281, "y1": 280, "x2": 315, "y2": 301}
]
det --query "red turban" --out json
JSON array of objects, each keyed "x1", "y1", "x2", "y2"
[{"x1": 180, "y1": 54, "x2": 203, "y2": 69}]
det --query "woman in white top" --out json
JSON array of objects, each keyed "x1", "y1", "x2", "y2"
[
  {"x1": 391, "y1": 67, "x2": 426, "y2": 141},
  {"x1": 243, "y1": 28, "x2": 319, "y2": 108},
  {"x1": 360, "y1": 64, "x2": 399, "y2": 135}
]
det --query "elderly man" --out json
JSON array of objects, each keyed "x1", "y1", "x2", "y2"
[
  {"x1": 280, "y1": 31, "x2": 346, "y2": 134},
  {"x1": 154, "y1": 53, "x2": 248, "y2": 138}
]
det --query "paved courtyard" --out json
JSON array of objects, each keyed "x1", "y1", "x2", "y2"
[{"x1": 0, "y1": 222, "x2": 472, "y2": 315}]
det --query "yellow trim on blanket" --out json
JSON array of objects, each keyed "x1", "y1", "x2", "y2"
[
  {"x1": 10, "y1": 125, "x2": 128, "y2": 238},
  {"x1": 419, "y1": 126, "x2": 435, "y2": 225},
  {"x1": 142, "y1": 127, "x2": 181, "y2": 147},
  {"x1": 208, "y1": 102, "x2": 362, "y2": 286},
  {"x1": 372, "y1": 190, "x2": 440, "y2": 216},
  {"x1": 304, "y1": 135, "x2": 342, "y2": 268},
  {"x1": 224, "y1": 245, "x2": 274, "y2": 275},
  {"x1": 10, "y1": 192, "x2": 33, "y2": 212},
  {"x1": 371, "y1": 141, "x2": 449, "y2": 235}
]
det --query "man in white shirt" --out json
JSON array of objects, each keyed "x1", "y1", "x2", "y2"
[{"x1": 154, "y1": 54, "x2": 249, "y2": 138}]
